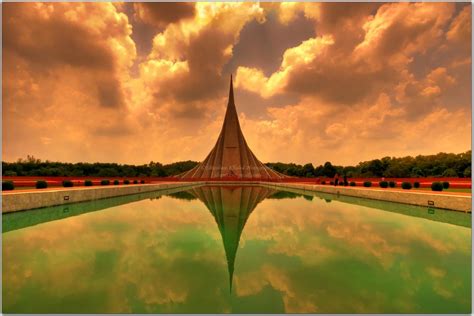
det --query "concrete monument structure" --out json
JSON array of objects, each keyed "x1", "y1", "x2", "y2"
[
  {"x1": 178, "y1": 76, "x2": 287, "y2": 180},
  {"x1": 189, "y1": 185, "x2": 276, "y2": 290}
]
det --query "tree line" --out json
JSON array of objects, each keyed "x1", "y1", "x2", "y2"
[
  {"x1": 2, "y1": 155, "x2": 198, "y2": 177},
  {"x1": 2, "y1": 151, "x2": 471, "y2": 178},
  {"x1": 266, "y1": 151, "x2": 471, "y2": 178}
]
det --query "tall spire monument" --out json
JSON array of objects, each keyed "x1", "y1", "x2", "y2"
[
  {"x1": 178, "y1": 76, "x2": 287, "y2": 180},
  {"x1": 188, "y1": 185, "x2": 277, "y2": 291}
]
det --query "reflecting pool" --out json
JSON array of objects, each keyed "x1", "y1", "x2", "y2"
[{"x1": 2, "y1": 185, "x2": 471, "y2": 313}]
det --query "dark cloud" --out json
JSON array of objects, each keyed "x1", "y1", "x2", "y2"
[
  {"x1": 2, "y1": 3, "x2": 131, "y2": 109},
  {"x1": 317, "y1": 2, "x2": 379, "y2": 27},
  {"x1": 282, "y1": 3, "x2": 456, "y2": 107},
  {"x1": 133, "y1": 3, "x2": 195, "y2": 28},
  {"x1": 93, "y1": 123, "x2": 132, "y2": 137},
  {"x1": 144, "y1": 3, "x2": 269, "y2": 116},
  {"x1": 315, "y1": 3, "x2": 381, "y2": 52},
  {"x1": 97, "y1": 76, "x2": 125, "y2": 108},
  {"x1": 123, "y1": 2, "x2": 157, "y2": 75},
  {"x1": 223, "y1": 11, "x2": 315, "y2": 76},
  {"x1": 168, "y1": 102, "x2": 208, "y2": 120},
  {"x1": 447, "y1": 4, "x2": 471, "y2": 52},
  {"x1": 153, "y1": 21, "x2": 240, "y2": 104},
  {"x1": 285, "y1": 58, "x2": 396, "y2": 105},
  {"x1": 3, "y1": 3, "x2": 114, "y2": 71}
]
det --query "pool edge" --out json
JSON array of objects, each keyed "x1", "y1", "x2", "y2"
[
  {"x1": 2, "y1": 182, "x2": 205, "y2": 213},
  {"x1": 3, "y1": 181, "x2": 471, "y2": 213},
  {"x1": 261, "y1": 182, "x2": 472, "y2": 213}
]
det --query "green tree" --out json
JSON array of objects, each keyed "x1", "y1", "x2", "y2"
[
  {"x1": 463, "y1": 166, "x2": 471, "y2": 177},
  {"x1": 322, "y1": 162, "x2": 337, "y2": 177},
  {"x1": 302, "y1": 163, "x2": 315, "y2": 177},
  {"x1": 442, "y1": 168, "x2": 458, "y2": 177},
  {"x1": 411, "y1": 167, "x2": 424, "y2": 177}
]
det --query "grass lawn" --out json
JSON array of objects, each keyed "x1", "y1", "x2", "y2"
[{"x1": 416, "y1": 187, "x2": 471, "y2": 193}]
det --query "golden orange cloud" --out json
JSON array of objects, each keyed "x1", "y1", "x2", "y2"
[{"x1": 2, "y1": 2, "x2": 471, "y2": 165}]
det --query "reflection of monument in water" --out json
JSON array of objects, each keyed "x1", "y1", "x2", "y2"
[
  {"x1": 188, "y1": 185, "x2": 276, "y2": 291},
  {"x1": 178, "y1": 76, "x2": 287, "y2": 180}
]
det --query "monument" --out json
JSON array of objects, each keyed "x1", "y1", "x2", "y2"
[
  {"x1": 178, "y1": 76, "x2": 287, "y2": 180},
  {"x1": 188, "y1": 185, "x2": 276, "y2": 291}
]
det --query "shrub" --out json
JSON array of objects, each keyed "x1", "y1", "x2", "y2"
[
  {"x1": 113, "y1": 180, "x2": 120, "y2": 185},
  {"x1": 363, "y1": 181, "x2": 372, "y2": 187},
  {"x1": 124, "y1": 179, "x2": 130, "y2": 185},
  {"x1": 350, "y1": 181, "x2": 356, "y2": 186},
  {"x1": 62, "y1": 180, "x2": 74, "y2": 187},
  {"x1": 36, "y1": 180, "x2": 48, "y2": 189},
  {"x1": 401, "y1": 182, "x2": 412, "y2": 190},
  {"x1": 84, "y1": 180, "x2": 93, "y2": 186},
  {"x1": 431, "y1": 182, "x2": 443, "y2": 191},
  {"x1": 133, "y1": 180, "x2": 138, "y2": 184},
  {"x1": 379, "y1": 181, "x2": 388, "y2": 188},
  {"x1": 2, "y1": 181, "x2": 14, "y2": 191},
  {"x1": 389, "y1": 181, "x2": 396, "y2": 188},
  {"x1": 140, "y1": 180, "x2": 145, "y2": 184},
  {"x1": 442, "y1": 181, "x2": 450, "y2": 189},
  {"x1": 101, "y1": 179, "x2": 110, "y2": 185},
  {"x1": 413, "y1": 181, "x2": 420, "y2": 188}
]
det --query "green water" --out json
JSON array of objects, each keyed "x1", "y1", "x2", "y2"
[{"x1": 2, "y1": 185, "x2": 471, "y2": 313}]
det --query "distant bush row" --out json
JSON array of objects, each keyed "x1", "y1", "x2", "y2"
[
  {"x1": 431, "y1": 181, "x2": 450, "y2": 191},
  {"x1": 1, "y1": 179, "x2": 147, "y2": 190},
  {"x1": 318, "y1": 180, "x2": 451, "y2": 191}
]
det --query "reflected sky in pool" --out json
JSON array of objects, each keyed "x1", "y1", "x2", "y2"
[{"x1": 2, "y1": 185, "x2": 471, "y2": 313}]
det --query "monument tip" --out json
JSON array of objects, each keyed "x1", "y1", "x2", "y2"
[{"x1": 229, "y1": 74, "x2": 234, "y2": 104}]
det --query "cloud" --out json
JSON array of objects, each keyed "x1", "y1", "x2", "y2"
[
  {"x1": 234, "y1": 197, "x2": 471, "y2": 313},
  {"x1": 133, "y1": 3, "x2": 195, "y2": 28},
  {"x1": 237, "y1": 3, "x2": 457, "y2": 107},
  {"x1": 2, "y1": 3, "x2": 471, "y2": 165},
  {"x1": 235, "y1": 35, "x2": 334, "y2": 98},
  {"x1": 238, "y1": 92, "x2": 469, "y2": 165},
  {"x1": 138, "y1": 3, "x2": 266, "y2": 107},
  {"x1": 447, "y1": 5, "x2": 471, "y2": 52},
  {"x1": 2, "y1": 196, "x2": 231, "y2": 313},
  {"x1": 3, "y1": 3, "x2": 138, "y2": 162},
  {"x1": 3, "y1": 2, "x2": 135, "y2": 110},
  {"x1": 230, "y1": 2, "x2": 470, "y2": 165}
]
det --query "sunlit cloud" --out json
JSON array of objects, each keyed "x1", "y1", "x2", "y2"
[{"x1": 3, "y1": 2, "x2": 471, "y2": 165}]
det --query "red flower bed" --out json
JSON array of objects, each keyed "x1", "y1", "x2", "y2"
[{"x1": 1, "y1": 176, "x2": 162, "y2": 188}]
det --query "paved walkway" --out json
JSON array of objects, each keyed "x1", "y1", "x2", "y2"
[{"x1": 265, "y1": 182, "x2": 471, "y2": 212}]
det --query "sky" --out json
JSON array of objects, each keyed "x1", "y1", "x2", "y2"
[{"x1": 3, "y1": 2, "x2": 472, "y2": 166}]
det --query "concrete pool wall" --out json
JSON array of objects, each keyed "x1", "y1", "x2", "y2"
[
  {"x1": 2, "y1": 181, "x2": 471, "y2": 213},
  {"x1": 263, "y1": 182, "x2": 471, "y2": 212},
  {"x1": 2, "y1": 182, "x2": 204, "y2": 213}
]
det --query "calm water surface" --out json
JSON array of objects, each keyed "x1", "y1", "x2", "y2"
[{"x1": 2, "y1": 185, "x2": 471, "y2": 313}]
